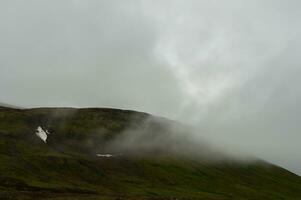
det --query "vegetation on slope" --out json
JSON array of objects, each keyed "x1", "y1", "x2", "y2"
[{"x1": 0, "y1": 107, "x2": 301, "y2": 200}]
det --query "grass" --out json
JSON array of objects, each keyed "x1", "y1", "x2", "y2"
[{"x1": 0, "y1": 107, "x2": 301, "y2": 199}]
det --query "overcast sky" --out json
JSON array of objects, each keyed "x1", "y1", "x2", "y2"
[{"x1": 1, "y1": 0, "x2": 301, "y2": 174}]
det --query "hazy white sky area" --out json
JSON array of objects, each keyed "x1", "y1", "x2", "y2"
[{"x1": 1, "y1": 0, "x2": 301, "y2": 174}]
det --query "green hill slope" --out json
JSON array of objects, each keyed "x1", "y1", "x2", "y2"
[{"x1": 0, "y1": 107, "x2": 301, "y2": 200}]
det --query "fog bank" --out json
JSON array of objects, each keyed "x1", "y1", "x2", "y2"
[{"x1": 1, "y1": 1, "x2": 301, "y2": 174}]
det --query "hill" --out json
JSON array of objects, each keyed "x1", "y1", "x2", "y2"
[{"x1": 0, "y1": 107, "x2": 301, "y2": 200}]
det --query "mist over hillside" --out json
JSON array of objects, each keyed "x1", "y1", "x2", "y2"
[
  {"x1": 1, "y1": 1, "x2": 301, "y2": 175},
  {"x1": 0, "y1": 106, "x2": 301, "y2": 199},
  {"x1": 1, "y1": 0, "x2": 301, "y2": 199},
  {"x1": 0, "y1": 102, "x2": 23, "y2": 109}
]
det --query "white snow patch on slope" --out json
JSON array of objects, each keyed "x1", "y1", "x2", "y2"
[
  {"x1": 96, "y1": 154, "x2": 114, "y2": 157},
  {"x1": 35, "y1": 126, "x2": 50, "y2": 143},
  {"x1": 96, "y1": 154, "x2": 123, "y2": 158}
]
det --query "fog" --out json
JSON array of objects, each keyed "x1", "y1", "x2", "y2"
[
  {"x1": 1, "y1": 1, "x2": 301, "y2": 174},
  {"x1": 103, "y1": 116, "x2": 256, "y2": 163}
]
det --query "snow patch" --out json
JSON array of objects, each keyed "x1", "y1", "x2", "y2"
[
  {"x1": 96, "y1": 154, "x2": 114, "y2": 157},
  {"x1": 96, "y1": 154, "x2": 122, "y2": 158},
  {"x1": 35, "y1": 126, "x2": 50, "y2": 143}
]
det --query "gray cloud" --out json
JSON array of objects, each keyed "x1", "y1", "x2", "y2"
[{"x1": 1, "y1": 0, "x2": 301, "y2": 174}]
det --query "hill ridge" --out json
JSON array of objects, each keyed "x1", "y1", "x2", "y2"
[{"x1": 0, "y1": 106, "x2": 301, "y2": 199}]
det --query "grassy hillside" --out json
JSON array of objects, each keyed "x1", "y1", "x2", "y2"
[{"x1": 0, "y1": 107, "x2": 301, "y2": 200}]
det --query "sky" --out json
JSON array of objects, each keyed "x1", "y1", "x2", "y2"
[{"x1": 1, "y1": 0, "x2": 301, "y2": 174}]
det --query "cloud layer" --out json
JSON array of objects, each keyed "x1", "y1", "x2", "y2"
[{"x1": 1, "y1": 0, "x2": 301, "y2": 174}]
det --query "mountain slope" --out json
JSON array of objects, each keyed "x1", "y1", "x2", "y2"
[{"x1": 0, "y1": 107, "x2": 301, "y2": 200}]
